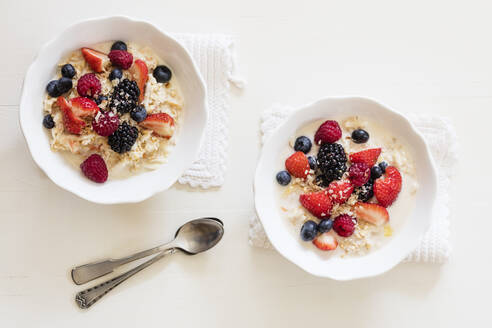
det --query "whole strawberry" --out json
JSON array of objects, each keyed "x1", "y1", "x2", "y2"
[
  {"x1": 348, "y1": 162, "x2": 370, "y2": 187},
  {"x1": 374, "y1": 166, "x2": 402, "y2": 207},
  {"x1": 77, "y1": 73, "x2": 101, "y2": 97},
  {"x1": 92, "y1": 111, "x2": 119, "y2": 136},
  {"x1": 299, "y1": 190, "x2": 332, "y2": 218},
  {"x1": 314, "y1": 120, "x2": 342, "y2": 145},
  {"x1": 332, "y1": 214, "x2": 356, "y2": 237},
  {"x1": 80, "y1": 154, "x2": 108, "y2": 183},
  {"x1": 108, "y1": 50, "x2": 133, "y2": 69},
  {"x1": 285, "y1": 152, "x2": 310, "y2": 179}
]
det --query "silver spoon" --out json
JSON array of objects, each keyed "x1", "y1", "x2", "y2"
[{"x1": 73, "y1": 218, "x2": 224, "y2": 309}]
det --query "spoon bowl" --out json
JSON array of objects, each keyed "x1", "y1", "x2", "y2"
[{"x1": 173, "y1": 218, "x2": 224, "y2": 255}]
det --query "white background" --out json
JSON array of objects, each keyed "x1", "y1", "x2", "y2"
[{"x1": 0, "y1": 0, "x2": 489, "y2": 326}]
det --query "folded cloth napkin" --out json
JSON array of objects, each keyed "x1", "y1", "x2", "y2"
[
  {"x1": 172, "y1": 34, "x2": 244, "y2": 189},
  {"x1": 249, "y1": 104, "x2": 457, "y2": 263}
]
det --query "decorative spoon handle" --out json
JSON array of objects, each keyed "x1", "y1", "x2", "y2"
[{"x1": 75, "y1": 248, "x2": 176, "y2": 309}]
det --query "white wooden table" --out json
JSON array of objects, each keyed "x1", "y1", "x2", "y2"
[{"x1": 0, "y1": 0, "x2": 489, "y2": 326}]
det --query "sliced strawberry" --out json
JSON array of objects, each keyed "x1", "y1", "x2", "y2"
[
  {"x1": 70, "y1": 97, "x2": 99, "y2": 118},
  {"x1": 57, "y1": 97, "x2": 85, "y2": 134},
  {"x1": 349, "y1": 148, "x2": 382, "y2": 167},
  {"x1": 139, "y1": 113, "x2": 175, "y2": 138},
  {"x1": 353, "y1": 202, "x2": 389, "y2": 226},
  {"x1": 299, "y1": 190, "x2": 332, "y2": 219},
  {"x1": 374, "y1": 166, "x2": 402, "y2": 207},
  {"x1": 327, "y1": 180, "x2": 354, "y2": 204},
  {"x1": 81, "y1": 47, "x2": 108, "y2": 73},
  {"x1": 285, "y1": 152, "x2": 310, "y2": 179},
  {"x1": 130, "y1": 59, "x2": 148, "y2": 103},
  {"x1": 313, "y1": 232, "x2": 338, "y2": 251}
]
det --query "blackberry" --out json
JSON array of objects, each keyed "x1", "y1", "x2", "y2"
[
  {"x1": 109, "y1": 79, "x2": 140, "y2": 114},
  {"x1": 357, "y1": 179, "x2": 374, "y2": 202},
  {"x1": 108, "y1": 122, "x2": 139, "y2": 153},
  {"x1": 316, "y1": 143, "x2": 347, "y2": 183}
]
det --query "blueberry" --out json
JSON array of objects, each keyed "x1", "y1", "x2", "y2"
[
  {"x1": 300, "y1": 220, "x2": 318, "y2": 241},
  {"x1": 46, "y1": 80, "x2": 61, "y2": 97},
  {"x1": 371, "y1": 165, "x2": 383, "y2": 180},
  {"x1": 56, "y1": 77, "x2": 73, "y2": 94},
  {"x1": 130, "y1": 105, "x2": 147, "y2": 123},
  {"x1": 42, "y1": 114, "x2": 55, "y2": 129},
  {"x1": 61, "y1": 64, "x2": 76, "y2": 78},
  {"x1": 308, "y1": 156, "x2": 317, "y2": 170},
  {"x1": 317, "y1": 219, "x2": 333, "y2": 233},
  {"x1": 379, "y1": 161, "x2": 388, "y2": 173},
  {"x1": 109, "y1": 68, "x2": 123, "y2": 81},
  {"x1": 351, "y1": 129, "x2": 369, "y2": 143},
  {"x1": 95, "y1": 95, "x2": 108, "y2": 105},
  {"x1": 111, "y1": 41, "x2": 127, "y2": 51},
  {"x1": 153, "y1": 65, "x2": 172, "y2": 83},
  {"x1": 276, "y1": 170, "x2": 291, "y2": 186},
  {"x1": 294, "y1": 136, "x2": 312, "y2": 153}
]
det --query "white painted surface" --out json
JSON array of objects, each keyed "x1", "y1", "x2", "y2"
[{"x1": 0, "y1": 0, "x2": 488, "y2": 326}]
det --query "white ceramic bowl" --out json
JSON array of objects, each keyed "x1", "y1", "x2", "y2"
[
  {"x1": 254, "y1": 97, "x2": 437, "y2": 280},
  {"x1": 19, "y1": 16, "x2": 207, "y2": 204}
]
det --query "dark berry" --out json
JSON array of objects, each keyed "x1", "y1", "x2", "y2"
[
  {"x1": 56, "y1": 77, "x2": 73, "y2": 94},
  {"x1": 61, "y1": 64, "x2": 76, "y2": 78},
  {"x1": 300, "y1": 220, "x2": 318, "y2": 241},
  {"x1": 317, "y1": 143, "x2": 347, "y2": 183},
  {"x1": 317, "y1": 219, "x2": 333, "y2": 233},
  {"x1": 315, "y1": 174, "x2": 330, "y2": 187},
  {"x1": 371, "y1": 165, "x2": 383, "y2": 180},
  {"x1": 42, "y1": 114, "x2": 55, "y2": 129},
  {"x1": 46, "y1": 80, "x2": 62, "y2": 97},
  {"x1": 308, "y1": 156, "x2": 317, "y2": 170},
  {"x1": 153, "y1": 65, "x2": 172, "y2": 83},
  {"x1": 351, "y1": 129, "x2": 370, "y2": 143},
  {"x1": 95, "y1": 95, "x2": 108, "y2": 105},
  {"x1": 294, "y1": 136, "x2": 312, "y2": 153},
  {"x1": 357, "y1": 179, "x2": 374, "y2": 202},
  {"x1": 109, "y1": 79, "x2": 140, "y2": 114},
  {"x1": 108, "y1": 122, "x2": 139, "y2": 153},
  {"x1": 276, "y1": 170, "x2": 291, "y2": 186},
  {"x1": 109, "y1": 68, "x2": 123, "y2": 81},
  {"x1": 379, "y1": 161, "x2": 388, "y2": 173},
  {"x1": 111, "y1": 41, "x2": 127, "y2": 51},
  {"x1": 130, "y1": 105, "x2": 147, "y2": 123}
]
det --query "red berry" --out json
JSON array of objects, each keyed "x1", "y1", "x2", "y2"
[
  {"x1": 77, "y1": 73, "x2": 101, "y2": 97},
  {"x1": 354, "y1": 202, "x2": 389, "y2": 226},
  {"x1": 285, "y1": 152, "x2": 310, "y2": 179},
  {"x1": 314, "y1": 120, "x2": 342, "y2": 145},
  {"x1": 312, "y1": 232, "x2": 338, "y2": 251},
  {"x1": 80, "y1": 154, "x2": 108, "y2": 183},
  {"x1": 92, "y1": 111, "x2": 119, "y2": 136},
  {"x1": 349, "y1": 148, "x2": 381, "y2": 167},
  {"x1": 108, "y1": 50, "x2": 133, "y2": 69},
  {"x1": 348, "y1": 162, "x2": 370, "y2": 187},
  {"x1": 332, "y1": 214, "x2": 356, "y2": 237},
  {"x1": 299, "y1": 190, "x2": 333, "y2": 219},
  {"x1": 327, "y1": 180, "x2": 354, "y2": 204},
  {"x1": 374, "y1": 166, "x2": 402, "y2": 207}
]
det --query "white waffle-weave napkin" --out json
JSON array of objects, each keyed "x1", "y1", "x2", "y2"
[
  {"x1": 172, "y1": 34, "x2": 244, "y2": 188},
  {"x1": 249, "y1": 104, "x2": 457, "y2": 263}
]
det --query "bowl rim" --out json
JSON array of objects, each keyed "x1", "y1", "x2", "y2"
[
  {"x1": 254, "y1": 96, "x2": 438, "y2": 280},
  {"x1": 19, "y1": 16, "x2": 208, "y2": 204}
]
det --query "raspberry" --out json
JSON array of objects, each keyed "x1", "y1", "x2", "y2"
[
  {"x1": 108, "y1": 50, "x2": 133, "y2": 69},
  {"x1": 348, "y1": 162, "x2": 370, "y2": 187},
  {"x1": 314, "y1": 120, "x2": 342, "y2": 145},
  {"x1": 80, "y1": 154, "x2": 108, "y2": 183},
  {"x1": 332, "y1": 214, "x2": 356, "y2": 237},
  {"x1": 77, "y1": 73, "x2": 101, "y2": 97},
  {"x1": 92, "y1": 111, "x2": 119, "y2": 136}
]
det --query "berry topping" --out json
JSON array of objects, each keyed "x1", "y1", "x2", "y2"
[
  {"x1": 351, "y1": 129, "x2": 369, "y2": 143},
  {"x1": 111, "y1": 41, "x2": 127, "y2": 51},
  {"x1": 300, "y1": 220, "x2": 318, "y2": 241},
  {"x1": 354, "y1": 202, "x2": 389, "y2": 226},
  {"x1": 129, "y1": 59, "x2": 148, "y2": 103},
  {"x1": 80, "y1": 154, "x2": 108, "y2": 183},
  {"x1": 140, "y1": 113, "x2": 175, "y2": 138},
  {"x1": 95, "y1": 95, "x2": 108, "y2": 105},
  {"x1": 373, "y1": 166, "x2": 402, "y2": 207},
  {"x1": 356, "y1": 179, "x2": 374, "y2": 202},
  {"x1": 285, "y1": 151, "x2": 310, "y2": 179},
  {"x1": 109, "y1": 68, "x2": 123, "y2": 81},
  {"x1": 81, "y1": 47, "x2": 108, "y2": 73},
  {"x1": 293, "y1": 136, "x2": 312, "y2": 153},
  {"x1": 153, "y1": 65, "x2": 172, "y2": 83},
  {"x1": 314, "y1": 120, "x2": 342, "y2": 145},
  {"x1": 317, "y1": 143, "x2": 347, "y2": 183},
  {"x1": 57, "y1": 97, "x2": 85, "y2": 134},
  {"x1": 46, "y1": 80, "x2": 61, "y2": 97},
  {"x1": 349, "y1": 148, "x2": 381, "y2": 167},
  {"x1": 327, "y1": 180, "x2": 354, "y2": 204},
  {"x1": 332, "y1": 214, "x2": 356, "y2": 237},
  {"x1": 42, "y1": 114, "x2": 55, "y2": 129},
  {"x1": 109, "y1": 79, "x2": 140, "y2": 114},
  {"x1": 130, "y1": 105, "x2": 147, "y2": 123},
  {"x1": 276, "y1": 170, "x2": 291, "y2": 186},
  {"x1": 108, "y1": 50, "x2": 133, "y2": 69},
  {"x1": 108, "y1": 122, "x2": 139, "y2": 153},
  {"x1": 299, "y1": 190, "x2": 332, "y2": 219},
  {"x1": 77, "y1": 73, "x2": 101, "y2": 97},
  {"x1": 61, "y1": 64, "x2": 76, "y2": 78},
  {"x1": 379, "y1": 161, "x2": 388, "y2": 173},
  {"x1": 56, "y1": 77, "x2": 73, "y2": 94},
  {"x1": 70, "y1": 97, "x2": 99, "y2": 118},
  {"x1": 313, "y1": 232, "x2": 338, "y2": 251},
  {"x1": 317, "y1": 219, "x2": 333, "y2": 233},
  {"x1": 308, "y1": 155, "x2": 317, "y2": 170},
  {"x1": 348, "y1": 162, "x2": 371, "y2": 187},
  {"x1": 92, "y1": 111, "x2": 119, "y2": 137},
  {"x1": 371, "y1": 165, "x2": 383, "y2": 180}
]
